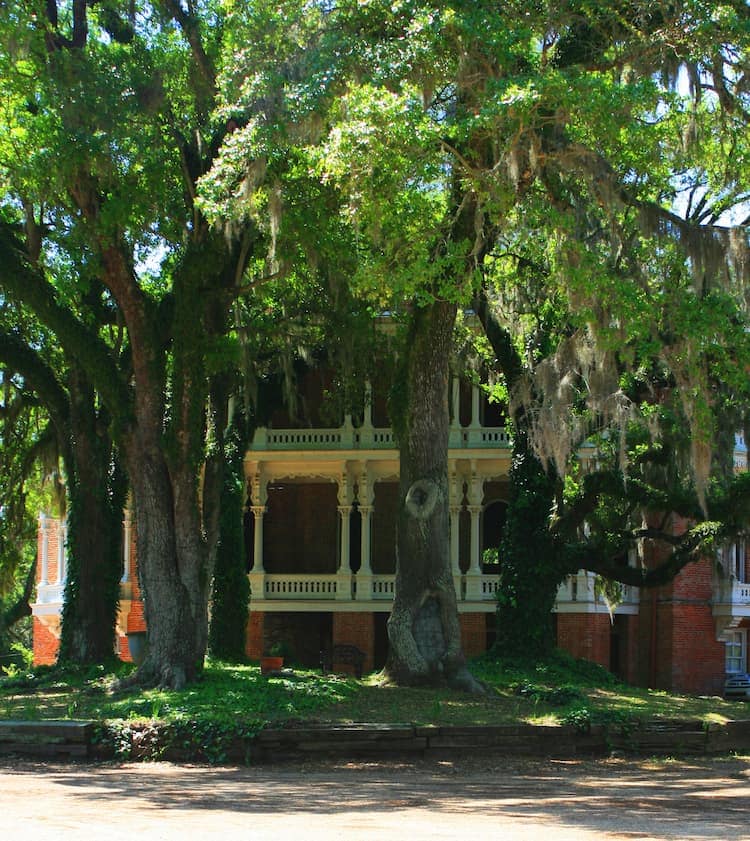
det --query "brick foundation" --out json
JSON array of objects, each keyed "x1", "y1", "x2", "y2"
[
  {"x1": 459, "y1": 613, "x2": 487, "y2": 658},
  {"x1": 332, "y1": 612, "x2": 375, "y2": 674},
  {"x1": 32, "y1": 617, "x2": 60, "y2": 667},
  {"x1": 245, "y1": 612, "x2": 265, "y2": 660}
]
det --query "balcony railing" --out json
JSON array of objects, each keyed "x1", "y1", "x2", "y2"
[
  {"x1": 250, "y1": 572, "x2": 497, "y2": 603},
  {"x1": 263, "y1": 574, "x2": 338, "y2": 599},
  {"x1": 554, "y1": 571, "x2": 639, "y2": 615},
  {"x1": 714, "y1": 577, "x2": 750, "y2": 608},
  {"x1": 249, "y1": 424, "x2": 512, "y2": 452}
]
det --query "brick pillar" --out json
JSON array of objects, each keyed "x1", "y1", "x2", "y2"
[
  {"x1": 32, "y1": 616, "x2": 60, "y2": 666},
  {"x1": 245, "y1": 612, "x2": 265, "y2": 660},
  {"x1": 332, "y1": 612, "x2": 374, "y2": 674},
  {"x1": 459, "y1": 613, "x2": 487, "y2": 658},
  {"x1": 556, "y1": 613, "x2": 611, "y2": 669}
]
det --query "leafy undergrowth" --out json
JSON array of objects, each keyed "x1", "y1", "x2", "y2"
[{"x1": 0, "y1": 650, "x2": 743, "y2": 761}]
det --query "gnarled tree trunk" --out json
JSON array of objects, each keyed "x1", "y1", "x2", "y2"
[
  {"x1": 125, "y1": 431, "x2": 207, "y2": 689},
  {"x1": 385, "y1": 300, "x2": 481, "y2": 691}
]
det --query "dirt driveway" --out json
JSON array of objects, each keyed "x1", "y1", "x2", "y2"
[{"x1": 3, "y1": 754, "x2": 750, "y2": 840}]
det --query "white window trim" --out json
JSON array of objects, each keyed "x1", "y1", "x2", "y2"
[{"x1": 725, "y1": 629, "x2": 747, "y2": 675}]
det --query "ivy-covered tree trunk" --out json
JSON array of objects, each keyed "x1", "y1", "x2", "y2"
[
  {"x1": 474, "y1": 288, "x2": 572, "y2": 660},
  {"x1": 495, "y1": 430, "x2": 567, "y2": 659},
  {"x1": 57, "y1": 365, "x2": 125, "y2": 665},
  {"x1": 385, "y1": 301, "x2": 480, "y2": 691},
  {"x1": 209, "y1": 414, "x2": 250, "y2": 661}
]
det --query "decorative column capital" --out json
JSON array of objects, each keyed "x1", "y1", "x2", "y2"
[
  {"x1": 337, "y1": 505, "x2": 353, "y2": 517},
  {"x1": 250, "y1": 471, "x2": 267, "y2": 507},
  {"x1": 356, "y1": 466, "x2": 375, "y2": 508},
  {"x1": 250, "y1": 505, "x2": 266, "y2": 518},
  {"x1": 467, "y1": 504, "x2": 483, "y2": 516},
  {"x1": 337, "y1": 471, "x2": 353, "y2": 506}
]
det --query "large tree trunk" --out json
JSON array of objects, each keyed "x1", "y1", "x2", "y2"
[
  {"x1": 125, "y1": 433, "x2": 207, "y2": 689},
  {"x1": 385, "y1": 301, "x2": 481, "y2": 691},
  {"x1": 59, "y1": 364, "x2": 125, "y2": 664}
]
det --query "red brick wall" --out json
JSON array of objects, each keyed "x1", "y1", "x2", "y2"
[
  {"x1": 635, "y1": 551, "x2": 726, "y2": 694},
  {"x1": 459, "y1": 613, "x2": 487, "y2": 658},
  {"x1": 245, "y1": 612, "x2": 265, "y2": 660},
  {"x1": 619, "y1": 614, "x2": 640, "y2": 685},
  {"x1": 32, "y1": 617, "x2": 60, "y2": 666},
  {"x1": 556, "y1": 613, "x2": 611, "y2": 668},
  {"x1": 333, "y1": 612, "x2": 374, "y2": 674}
]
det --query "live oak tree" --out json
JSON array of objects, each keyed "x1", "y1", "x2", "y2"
[
  {"x1": 0, "y1": 1, "x2": 264, "y2": 686},
  {"x1": 468, "y1": 4, "x2": 750, "y2": 657},
  {"x1": 0, "y1": 307, "x2": 125, "y2": 665},
  {"x1": 0, "y1": 356, "x2": 52, "y2": 655},
  {"x1": 208, "y1": 1, "x2": 750, "y2": 683}
]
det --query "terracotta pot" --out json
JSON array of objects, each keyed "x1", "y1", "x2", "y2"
[{"x1": 260, "y1": 656, "x2": 284, "y2": 675}]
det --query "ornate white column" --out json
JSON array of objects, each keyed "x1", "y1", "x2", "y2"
[
  {"x1": 57, "y1": 517, "x2": 67, "y2": 585},
  {"x1": 449, "y1": 377, "x2": 462, "y2": 447},
  {"x1": 39, "y1": 513, "x2": 50, "y2": 588},
  {"x1": 251, "y1": 506, "x2": 266, "y2": 573},
  {"x1": 449, "y1": 469, "x2": 463, "y2": 599},
  {"x1": 336, "y1": 470, "x2": 354, "y2": 600},
  {"x1": 360, "y1": 381, "x2": 374, "y2": 447},
  {"x1": 121, "y1": 510, "x2": 132, "y2": 584},
  {"x1": 359, "y1": 506, "x2": 373, "y2": 576},
  {"x1": 470, "y1": 384, "x2": 481, "y2": 429},
  {"x1": 248, "y1": 470, "x2": 267, "y2": 601},
  {"x1": 355, "y1": 466, "x2": 374, "y2": 600},
  {"x1": 338, "y1": 505, "x2": 353, "y2": 573},
  {"x1": 465, "y1": 467, "x2": 484, "y2": 600}
]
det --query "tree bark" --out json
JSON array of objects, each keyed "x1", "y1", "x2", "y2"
[
  {"x1": 385, "y1": 301, "x2": 481, "y2": 691},
  {"x1": 124, "y1": 428, "x2": 204, "y2": 689},
  {"x1": 59, "y1": 363, "x2": 125, "y2": 664}
]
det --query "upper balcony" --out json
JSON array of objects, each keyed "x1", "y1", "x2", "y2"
[{"x1": 249, "y1": 378, "x2": 511, "y2": 455}]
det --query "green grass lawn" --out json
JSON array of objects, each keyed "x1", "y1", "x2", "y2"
[{"x1": 0, "y1": 650, "x2": 742, "y2": 733}]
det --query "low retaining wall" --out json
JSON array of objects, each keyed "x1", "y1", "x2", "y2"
[
  {"x1": 0, "y1": 720, "x2": 93, "y2": 757},
  {"x1": 252, "y1": 719, "x2": 750, "y2": 762},
  {"x1": 4, "y1": 719, "x2": 750, "y2": 762}
]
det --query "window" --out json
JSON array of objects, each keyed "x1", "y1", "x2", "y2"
[{"x1": 726, "y1": 630, "x2": 747, "y2": 674}]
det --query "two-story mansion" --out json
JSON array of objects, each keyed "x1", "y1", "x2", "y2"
[{"x1": 31, "y1": 371, "x2": 750, "y2": 696}]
